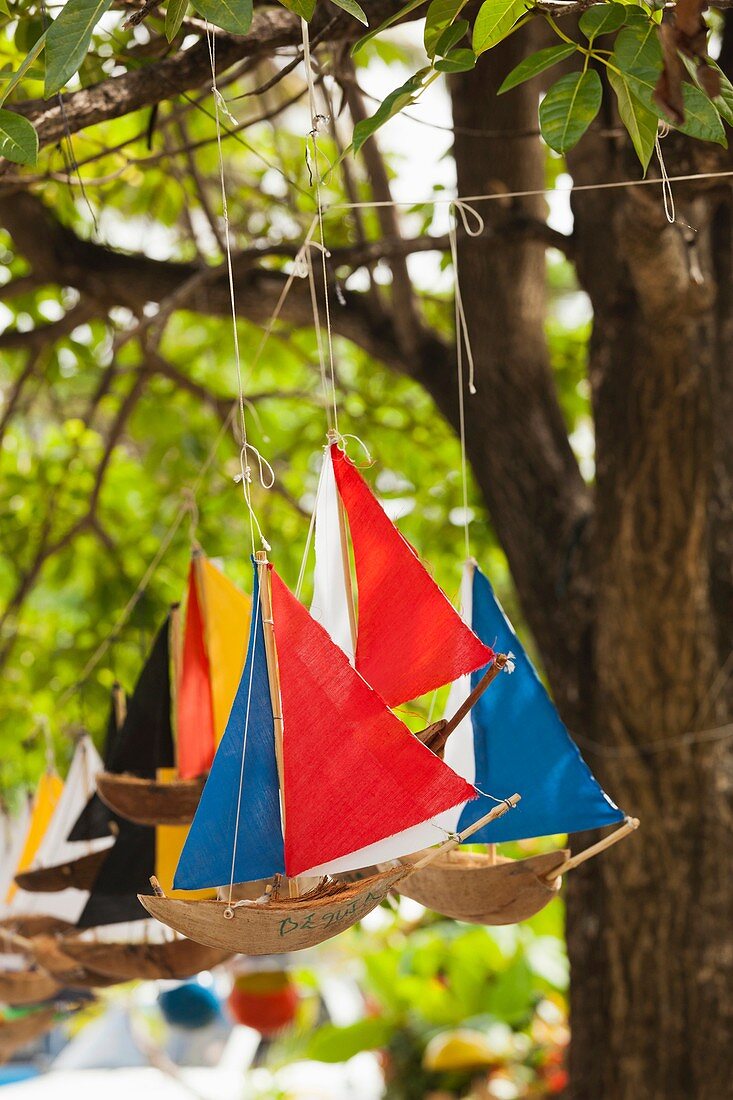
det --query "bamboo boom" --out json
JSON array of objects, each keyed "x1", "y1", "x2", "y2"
[
  {"x1": 409, "y1": 794, "x2": 521, "y2": 872},
  {"x1": 544, "y1": 816, "x2": 640, "y2": 882},
  {"x1": 417, "y1": 653, "x2": 509, "y2": 754}
]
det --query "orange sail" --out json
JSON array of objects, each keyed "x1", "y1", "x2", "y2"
[
  {"x1": 177, "y1": 560, "x2": 216, "y2": 779},
  {"x1": 269, "y1": 566, "x2": 477, "y2": 877},
  {"x1": 330, "y1": 444, "x2": 493, "y2": 707}
]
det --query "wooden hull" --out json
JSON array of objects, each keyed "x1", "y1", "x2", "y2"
[
  {"x1": 0, "y1": 1009, "x2": 56, "y2": 1065},
  {"x1": 0, "y1": 916, "x2": 73, "y2": 941},
  {"x1": 59, "y1": 936, "x2": 232, "y2": 981},
  {"x1": 14, "y1": 849, "x2": 109, "y2": 893},
  {"x1": 29, "y1": 935, "x2": 122, "y2": 990},
  {"x1": 96, "y1": 771, "x2": 204, "y2": 826},
  {"x1": 140, "y1": 867, "x2": 406, "y2": 955},
  {"x1": 0, "y1": 968, "x2": 60, "y2": 1006},
  {"x1": 397, "y1": 849, "x2": 569, "y2": 925}
]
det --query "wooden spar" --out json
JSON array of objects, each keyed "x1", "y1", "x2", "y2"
[
  {"x1": 486, "y1": 844, "x2": 497, "y2": 865},
  {"x1": 255, "y1": 551, "x2": 296, "y2": 898},
  {"x1": 169, "y1": 602, "x2": 182, "y2": 772},
  {"x1": 408, "y1": 794, "x2": 521, "y2": 873},
  {"x1": 544, "y1": 816, "x2": 640, "y2": 882},
  {"x1": 417, "y1": 653, "x2": 508, "y2": 754},
  {"x1": 112, "y1": 680, "x2": 127, "y2": 731}
]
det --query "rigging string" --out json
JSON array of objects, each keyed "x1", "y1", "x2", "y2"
[
  {"x1": 206, "y1": 24, "x2": 272, "y2": 554},
  {"x1": 301, "y1": 17, "x2": 340, "y2": 437},
  {"x1": 655, "y1": 122, "x2": 676, "y2": 225},
  {"x1": 449, "y1": 200, "x2": 484, "y2": 563}
]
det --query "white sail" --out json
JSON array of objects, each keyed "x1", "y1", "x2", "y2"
[
  {"x1": 310, "y1": 447, "x2": 355, "y2": 663},
  {"x1": 0, "y1": 800, "x2": 31, "y2": 916},
  {"x1": 31, "y1": 734, "x2": 114, "y2": 869}
]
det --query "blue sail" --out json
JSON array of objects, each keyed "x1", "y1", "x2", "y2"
[
  {"x1": 174, "y1": 565, "x2": 285, "y2": 889},
  {"x1": 457, "y1": 567, "x2": 624, "y2": 842}
]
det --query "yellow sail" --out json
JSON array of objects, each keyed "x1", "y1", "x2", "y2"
[
  {"x1": 196, "y1": 557, "x2": 251, "y2": 743},
  {"x1": 154, "y1": 768, "x2": 215, "y2": 900},
  {"x1": 6, "y1": 771, "x2": 63, "y2": 902}
]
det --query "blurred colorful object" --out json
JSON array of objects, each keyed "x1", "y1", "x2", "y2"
[
  {"x1": 159, "y1": 982, "x2": 220, "y2": 1030},
  {"x1": 423, "y1": 1029, "x2": 497, "y2": 1071},
  {"x1": 227, "y1": 971, "x2": 299, "y2": 1036}
]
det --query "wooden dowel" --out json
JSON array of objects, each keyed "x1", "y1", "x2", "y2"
[
  {"x1": 486, "y1": 843, "x2": 497, "y2": 865},
  {"x1": 169, "y1": 603, "x2": 182, "y2": 773},
  {"x1": 416, "y1": 654, "x2": 508, "y2": 754},
  {"x1": 255, "y1": 551, "x2": 298, "y2": 899},
  {"x1": 408, "y1": 794, "x2": 521, "y2": 872},
  {"x1": 112, "y1": 680, "x2": 127, "y2": 731},
  {"x1": 442, "y1": 654, "x2": 508, "y2": 739},
  {"x1": 544, "y1": 816, "x2": 640, "y2": 882}
]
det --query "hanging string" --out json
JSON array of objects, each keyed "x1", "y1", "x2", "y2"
[
  {"x1": 206, "y1": 24, "x2": 271, "y2": 553},
  {"x1": 301, "y1": 17, "x2": 340, "y2": 437},
  {"x1": 655, "y1": 123, "x2": 675, "y2": 225},
  {"x1": 449, "y1": 200, "x2": 484, "y2": 563}
]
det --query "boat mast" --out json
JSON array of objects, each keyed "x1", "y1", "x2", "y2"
[
  {"x1": 255, "y1": 551, "x2": 297, "y2": 898},
  {"x1": 169, "y1": 603, "x2": 182, "y2": 776},
  {"x1": 112, "y1": 681, "x2": 127, "y2": 731}
]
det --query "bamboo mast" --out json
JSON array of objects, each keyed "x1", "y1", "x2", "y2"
[
  {"x1": 255, "y1": 551, "x2": 298, "y2": 898},
  {"x1": 169, "y1": 603, "x2": 182, "y2": 775}
]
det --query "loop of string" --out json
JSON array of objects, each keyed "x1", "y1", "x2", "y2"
[
  {"x1": 655, "y1": 122, "x2": 675, "y2": 225},
  {"x1": 449, "y1": 200, "x2": 484, "y2": 562},
  {"x1": 207, "y1": 24, "x2": 270, "y2": 554}
]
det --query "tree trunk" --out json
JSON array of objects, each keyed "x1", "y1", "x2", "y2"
[{"x1": 448, "y1": 32, "x2": 733, "y2": 1100}]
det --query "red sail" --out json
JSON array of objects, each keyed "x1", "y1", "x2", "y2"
[
  {"x1": 269, "y1": 567, "x2": 476, "y2": 877},
  {"x1": 331, "y1": 444, "x2": 493, "y2": 707},
  {"x1": 177, "y1": 560, "x2": 216, "y2": 779}
]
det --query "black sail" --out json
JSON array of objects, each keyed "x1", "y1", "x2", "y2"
[
  {"x1": 68, "y1": 687, "x2": 126, "y2": 843},
  {"x1": 76, "y1": 820, "x2": 156, "y2": 927}
]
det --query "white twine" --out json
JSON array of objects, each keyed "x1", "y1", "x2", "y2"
[
  {"x1": 449, "y1": 200, "x2": 484, "y2": 562},
  {"x1": 655, "y1": 123, "x2": 675, "y2": 225},
  {"x1": 206, "y1": 24, "x2": 271, "y2": 553},
  {"x1": 301, "y1": 17, "x2": 339, "y2": 436}
]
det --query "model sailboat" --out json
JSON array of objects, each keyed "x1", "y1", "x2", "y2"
[
  {"x1": 398, "y1": 561, "x2": 639, "y2": 923},
  {"x1": 97, "y1": 553, "x2": 250, "y2": 826},
  {"x1": 139, "y1": 554, "x2": 515, "y2": 955},
  {"x1": 13, "y1": 735, "x2": 114, "y2": 896}
]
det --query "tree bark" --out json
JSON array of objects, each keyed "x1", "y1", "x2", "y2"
[{"x1": 449, "y1": 32, "x2": 733, "y2": 1100}]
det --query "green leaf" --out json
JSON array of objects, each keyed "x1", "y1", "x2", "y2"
[
  {"x1": 498, "y1": 43, "x2": 577, "y2": 94},
  {"x1": 277, "y1": 0, "x2": 316, "y2": 18},
  {"x1": 434, "y1": 18, "x2": 469, "y2": 57},
  {"x1": 0, "y1": 30, "x2": 47, "y2": 106},
  {"x1": 435, "y1": 47, "x2": 476, "y2": 72},
  {"x1": 424, "y1": 0, "x2": 466, "y2": 57},
  {"x1": 191, "y1": 0, "x2": 253, "y2": 34},
  {"x1": 0, "y1": 108, "x2": 38, "y2": 165},
  {"x1": 328, "y1": 0, "x2": 368, "y2": 24},
  {"x1": 539, "y1": 69, "x2": 602, "y2": 153},
  {"x1": 674, "y1": 82, "x2": 726, "y2": 145},
  {"x1": 472, "y1": 0, "x2": 526, "y2": 55},
  {"x1": 307, "y1": 1018, "x2": 395, "y2": 1063},
  {"x1": 352, "y1": 0, "x2": 427, "y2": 55},
  {"x1": 44, "y1": 0, "x2": 114, "y2": 96},
  {"x1": 165, "y1": 0, "x2": 189, "y2": 41},
  {"x1": 607, "y1": 67, "x2": 657, "y2": 170},
  {"x1": 579, "y1": 2, "x2": 626, "y2": 41},
  {"x1": 351, "y1": 71, "x2": 427, "y2": 154},
  {"x1": 610, "y1": 21, "x2": 662, "y2": 106}
]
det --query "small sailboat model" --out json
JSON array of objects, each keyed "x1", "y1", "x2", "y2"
[
  {"x1": 140, "y1": 553, "x2": 510, "y2": 955},
  {"x1": 14, "y1": 734, "x2": 114, "y2": 895},
  {"x1": 97, "y1": 554, "x2": 250, "y2": 826},
  {"x1": 398, "y1": 561, "x2": 638, "y2": 924}
]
